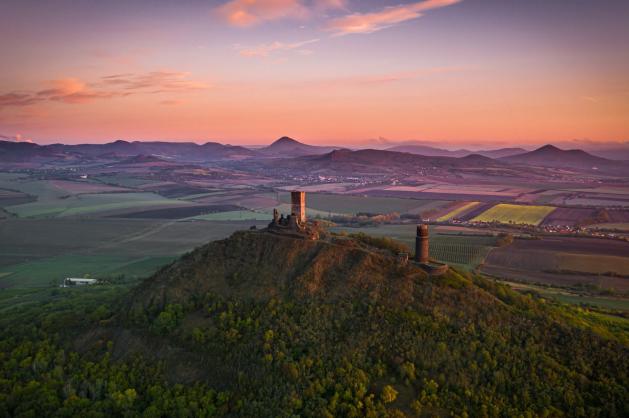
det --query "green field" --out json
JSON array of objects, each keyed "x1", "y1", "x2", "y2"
[
  {"x1": 0, "y1": 254, "x2": 175, "y2": 288},
  {"x1": 0, "y1": 218, "x2": 267, "y2": 288},
  {"x1": 500, "y1": 280, "x2": 629, "y2": 312},
  {"x1": 472, "y1": 203, "x2": 556, "y2": 226},
  {"x1": 6, "y1": 192, "x2": 192, "y2": 218},
  {"x1": 437, "y1": 201, "x2": 480, "y2": 221}
]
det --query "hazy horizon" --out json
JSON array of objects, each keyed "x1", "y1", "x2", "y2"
[{"x1": 2, "y1": 134, "x2": 629, "y2": 153}]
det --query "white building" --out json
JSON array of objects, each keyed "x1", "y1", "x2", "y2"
[{"x1": 61, "y1": 277, "x2": 98, "y2": 287}]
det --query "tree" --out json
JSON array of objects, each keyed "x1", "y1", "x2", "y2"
[{"x1": 381, "y1": 385, "x2": 398, "y2": 404}]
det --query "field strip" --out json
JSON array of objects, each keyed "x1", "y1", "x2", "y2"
[
  {"x1": 471, "y1": 204, "x2": 556, "y2": 226},
  {"x1": 437, "y1": 202, "x2": 480, "y2": 221}
]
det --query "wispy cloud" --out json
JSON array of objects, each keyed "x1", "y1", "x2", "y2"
[
  {"x1": 238, "y1": 38, "x2": 320, "y2": 57},
  {"x1": 326, "y1": 0, "x2": 462, "y2": 35},
  {"x1": 216, "y1": 0, "x2": 346, "y2": 26},
  {"x1": 0, "y1": 71, "x2": 208, "y2": 108},
  {"x1": 98, "y1": 71, "x2": 209, "y2": 93},
  {"x1": 314, "y1": 66, "x2": 465, "y2": 87}
]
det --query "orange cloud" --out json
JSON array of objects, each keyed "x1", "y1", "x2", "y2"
[
  {"x1": 0, "y1": 71, "x2": 208, "y2": 108},
  {"x1": 326, "y1": 0, "x2": 462, "y2": 35},
  {"x1": 238, "y1": 38, "x2": 320, "y2": 57}
]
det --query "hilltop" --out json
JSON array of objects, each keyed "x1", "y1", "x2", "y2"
[
  {"x1": 48, "y1": 229, "x2": 625, "y2": 417},
  {"x1": 501, "y1": 144, "x2": 615, "y2": 170},
  {"x1": 259, "y1": 136, "x2": 338, "y2": 156}
]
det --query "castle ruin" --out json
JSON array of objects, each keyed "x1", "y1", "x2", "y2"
[
  {"x1": 291, "y1": 191, "x2": 306, "y2": 225},
  {"x1": 268, "y1": 191, "x2": 319, "y2": 239}
]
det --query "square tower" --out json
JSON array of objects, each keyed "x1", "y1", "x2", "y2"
[{"x1": 291, "y1": 191, "x2": 306, "y2": 224}]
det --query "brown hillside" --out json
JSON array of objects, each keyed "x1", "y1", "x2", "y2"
[{"x1": 129, "y1": 230, "x2": 429, "y2": 313}]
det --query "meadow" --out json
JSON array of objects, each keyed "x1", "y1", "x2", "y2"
[{"x1": 472, "y1": 203, "x2": 556, "y2": 225}]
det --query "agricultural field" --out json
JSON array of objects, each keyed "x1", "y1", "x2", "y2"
[
  {"x1": 498, "y1": 280, "x2": 629, "y2": 312},
  {"x1": 472, "y1": 203, "x2": 556, "y2": 226},
  {"x1": 436, "y1": 201, "x2": 480, "y2": 221},
  {"x1": 564, "y1": 197, "x2": 629, "y2": 207},
  {"x1": 330, "y1": 224, "x2": 497, "y2": 269},
  {"x1": 360, "y1": 182, "x2": 532, "y2": 202},
  {"x1": 0, "y1": 217, "x2": 267, "y2": 288},
  {"x1": 541, "y1": 207, "x2": 597, "y2": 226},
  {"x1": 588, "y1": 223, "x2": 629, "y2": 231},
  {"x1": 48, "y1": 179, "x2": 131, "y2": 194},
  {"x1": 279, "y1": 192, "x2": 449, "y2": 216},
  {"x1": 6, "y1": 192, "x2": 193, "y2": 218},
  {"x1": 482, "y1": 237, "x2": 629, "y2": 293},
  {"x1": 109, "y1": 204, "x2": 242, "y2": 219}
]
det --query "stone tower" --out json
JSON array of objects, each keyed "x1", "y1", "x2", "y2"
[
  {"x1": 415, "y1": 224, "x2": 429, "y2": 263},
  {"x1": 291, "y1": 191, "x2": 306, "y2": 225}
]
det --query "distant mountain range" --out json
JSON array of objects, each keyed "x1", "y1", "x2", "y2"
[
  {"x1": 0, "y1": 139, "x2": 254, "y2": 163},
  {"x1": 247, "y1": 147, "x2": 508, "y2": 176},
  {"x1": 386, "y1": 144, "x2": 526, "y2": 159},
  {"x1": 1, "y1": 137, "x2": 626, "y2": 175}
]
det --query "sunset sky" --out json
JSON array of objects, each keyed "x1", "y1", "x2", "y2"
[{"x1": 1, "y1": 0, "x2": 628, "y2": 146}]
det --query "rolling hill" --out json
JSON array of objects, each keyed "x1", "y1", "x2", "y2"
[
  {"x1": 501, "y1": 144, "x2": 614, "y2": 170},
  {"x1": 387, "y1": 144, "x2": 526, "y2": 159},
  {"x1": 103, "y1": 231, "x2": 629, "y2": 415},
  {"x1": 259, "y1": 136, "x2": 338, "y2": 157},
  {"x1": 249, "y1": 148, "x2": 510, "y2": 176}
]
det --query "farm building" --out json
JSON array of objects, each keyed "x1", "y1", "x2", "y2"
[{"x1": 62, "y1": 277, "x2": 98, "y2": 287}]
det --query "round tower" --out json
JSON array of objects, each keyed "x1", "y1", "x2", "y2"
[{"x1": 415, "y1": 224, "x2": 429, "y2": 263}]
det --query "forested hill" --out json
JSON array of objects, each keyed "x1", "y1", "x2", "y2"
[{"x1": 1, "y1": 230, "x2": 628, "y2": 417}]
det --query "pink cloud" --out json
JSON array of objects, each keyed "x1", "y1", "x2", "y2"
[
  {"x1": 238, "y1": 38, "x2": 320, "y2": 57},
  {"x1": 217, "y1": 0, "x2": 309, "y2": 26},
  {"x1": 326, "y1": 0, "x2": 462, "y2": 35},
  {"x1": 313, "y1": 0, "x2": 347, "y2": 12},
  {"x1": 216, "y1": 0, "x2": 346, "y2": 26}
]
